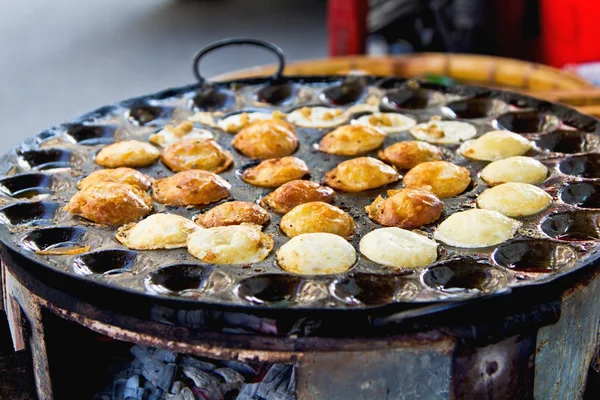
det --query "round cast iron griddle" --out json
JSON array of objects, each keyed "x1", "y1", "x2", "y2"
[{"x1": 0, "y1": 39, "x2": 600, "y2": 331}]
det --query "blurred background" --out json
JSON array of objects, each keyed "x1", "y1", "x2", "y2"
[{"x1": 2, "y1": 0, "x2": 600, "y2": 152}]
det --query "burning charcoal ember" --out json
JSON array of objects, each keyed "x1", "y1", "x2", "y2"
[
  {"x1": 181, "y1": 365, "x2": 220, "y2": 388},
  {"x1": 180, "y1": 355, "x2": 216, "y2": 371},
  {"x1": 221, "y1": 360, "x2": 259, "y2": 376},
  {"x1": 156, "y1": 363, "x2": 178, "y2": 392},
  {"x1": 154, "y1": 348, "x2": 178, "y2": 363}
]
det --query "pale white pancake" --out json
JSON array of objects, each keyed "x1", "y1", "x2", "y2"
[
  {"x1": 352, "y1": 112, "x2": 417, "y2": 133},
  {"x1": 434, "y1": 209, "x2": 521, "y2": 248},
  {"x1": 276, "y1": 233, "x2": 356, "y2": 275},
  {"x1": 480, "y1": 156, "x2": 548, "y2": 186},
  {"x1": 410, "y1": 120, "x2": 477, "y2": 144},
  {"x1": 116, "y1": 214, "x2": 198, "y2": 250},
  {"x1": 459, "y1": 130, "x2": 532, "y2": 161},
  {"x1": 217, "y1": 112, "x2": 273, "y2": 133},
  {"x1": 150, "y1": 125, "x2": 213, "y2": 147},
  {"x1": 477, "y1": 182, "x2": 552, "y2": 217},
  {"x1": 187, "y1": 224, "x2": 273, "y2": 265},
  {"x1": 359, "y1": 227, "x2": 438, "y2": 268},
  {"x1": 286, "y1": 107, "x2": 348, "y2": 128}
]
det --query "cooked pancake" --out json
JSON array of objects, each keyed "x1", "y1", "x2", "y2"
[
  {"x1": 480, "y1": 156, "x2": 548, "y2": 186},
  {"x1": 359, "y1": 227, "x2": 438, "y2": 268},
  {"x1": 403, "y1": 161, "x2": 471, "y2": 198},
  {"x1": 65, "y1": 182, "x2": 152, "y2": 226},
  {"x1": 151, "y1": 170, "x2": 231, "y2": 206},
  {"x1": 149, "y1": 121, "x2": 214, "y2": 147},
  {"x1": 319, "y1": 124, "x2": 386, "y2": 156},
  {"x1": 409, "y1": 119, "x2": 477, "y2": 144},
  {"x1": 287, "y1": 106, "x2": 348, "y2": 128},
  {"x1": 280, "y1": 201, "x2": 355, "y2": 239},
  {"x1": 261, "y1": 180, "x2": 335, "y2": 214},
  {"x1": 459, "y1": 130, "x2": 532, "y2": 161},
  {"x1": 95, "y1": 140, "x2": 160, "y2": 168},
  {"x1": 217, "y1": 112, "x2": 273, "y2": 133},
  {"x1": 242, "y1": 156, "x2": 310, "y2": 188},
  {"x1": 187, "y1": 224, "x2": 273, "y2": 265},
  {"x1": 187, "y1": 111, "x2": 219, "y2": 127},
  {"x1": 232, "y1": 119, "x2": 298, "y2": 159},
  {"x1": 477, "y1": 182, "x2": 552, "y2": 217},
  {"x1": 115, "y1": 214, "x2": 198, "y2": 250},
  {"x1": 366, "y1": 188, "x2": 443, "y2": 228},
  {"x1": 378, "y1": 141, "x2": 443, "y2": 170},
  {"x1": 160, "y1": 138, "x2": 233, "y2": 173},
  {"x1": 323, "y1": 157, "x2": 400, "y2": 192},
  {"x1": 78, "y1": 168, "x2": 152, "y2": 191},
  {"x1": 352, "y1": 112, "x2": 416, "y2": 133},
  {"x1": 276, "y1": 233, "x2": 356, "y2": 275},
  {"x1": 194, "y1": 201, "x2": 270, "y2": 228},
  {"x1": 434, "y1": 209, "x2": 521, "y2": 248}
]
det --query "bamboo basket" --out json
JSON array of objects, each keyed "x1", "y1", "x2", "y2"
[{"x1": 215, "y1": 53, "x2": 600, "y2": 117}]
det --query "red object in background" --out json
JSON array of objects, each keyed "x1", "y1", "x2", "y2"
[
  {"x1": 539, "y1": 0, "x2": 600, "y2": 67},
  {"x1": 327, "y1": 0, "x2": 368, "y2": 56}
]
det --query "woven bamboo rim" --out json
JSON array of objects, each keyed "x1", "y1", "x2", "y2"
[{"x1": 215, "y1": 53, "x2": 600, "y2": 117}]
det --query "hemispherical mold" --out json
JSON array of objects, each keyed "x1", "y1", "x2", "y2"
[
  {"x1": 422, "y1": 259, "x2": 508, "y2": 295},
  {"x1": 65, "y1": 124, "x2": 118, "y2": 145},
  {"x1": 189, "y1": 88, "x2": 235, "y2": 111},
  {"x1": 0, "y1": 201, "x2": 60, "y2": 226},
  {"x1": 494, "y1": 111, "x2": 559, "y2": 134},
  {"x1": 540, "y1": 211, "x2": 600, "y2": 241},
  {"x1": 0, "y1": 173, "x2": 53, "y2": 199},
  {"x1": 382, "y1": 88, "x2": 446, "y2": 110},
  {"x1": 442, "y1": 98, "x2": 508, "y2": 119},
  {"x1": 126, "y1": 104, "x2": 175, "y2": 126},
  {"x1": 73, "y1": 249, "x2": 137, "y2": 276},
  {"x1": 255, "y1": 82, "x2": 297, "y2": 105},
  {"x1": 559, "y1": 154, "x2": 600, "y2": 179},
  {"x1": 235, "y1": 274, "x2": 327, "y2": 306},
  {"x1": 319, "y1": 80, "x2": 366, "y2": 106},
  {"x1": 17, "y1": 148, "x2": 73, "y2": 170},
  {"x1": 535, "y1": 130, "x2": 599, "y2": 154},
  {"x1": 330, "y1": 273, "x2": 419, "y2": 306},
  {"x1": 560, "y1": 182, "x2": 600, "y2": 209},
  {"x1": 146, "y1": 264, "x2": 232, "y2": 297},
  {"x1": 21, "y1": 226, "x2": 89, "y2": 255},
  {"x1": 492, "y1": 239, "x2": 577, "y2": 273}
]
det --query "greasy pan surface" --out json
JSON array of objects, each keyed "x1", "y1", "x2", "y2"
[{"x1": 1, "y1": 75, "x2": 600, "y2": 314}]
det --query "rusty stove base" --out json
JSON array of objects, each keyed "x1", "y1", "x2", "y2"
[{"x1": 2, "y1": 251, "x2": 600, "y2": 400}]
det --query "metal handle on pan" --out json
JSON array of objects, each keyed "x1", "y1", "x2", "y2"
[{"x1": 192, "y1": 38, "x2": 286, "y2": 85}]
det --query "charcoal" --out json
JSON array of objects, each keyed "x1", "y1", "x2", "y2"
[
  {"x1": 180, "y1": 355, "x2": 216, "y2": 371},
  {"x1": 131, "y1": 345, "x2": 154, "y2": 365},
  {"x1": 170, "y1": 381, "x2": 185, "y2": 394},
  {"x1": 181, "y1": 365, "x2": 220, "y2": 388},
  {"x1": 236, "y1": 384, "x2": 260, "y2": 399},
  {"x1": 214, "y1": 368, "x2": 244, "y2": 385},
  {"x1": 123, "y1": 375, "x2": 140, "y2": 399},
  {"x1": 180, "y1": 387, "x2": 196, "y2": 400},
  {"x1": 112, "y1": 378, "x2": 127, "y2": 400},
  {"x1": 157, "y1": 363, "x2": 178, "y2": 392},
  {"x1": 148, "y1": 388, "x2": 166, "y2": 400},
  {"x1": 165, "y1": 394, "x2": 184, "y2": 400},
  {"x1": 221, "y1": 360, "x2": 259, "y2": 376},
  {"x1": 256, "y1": 365, "x2": 296, "y2": 400},
  {"x1": 154, "y1": 348, "x2": 178, "y2": 363}
]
